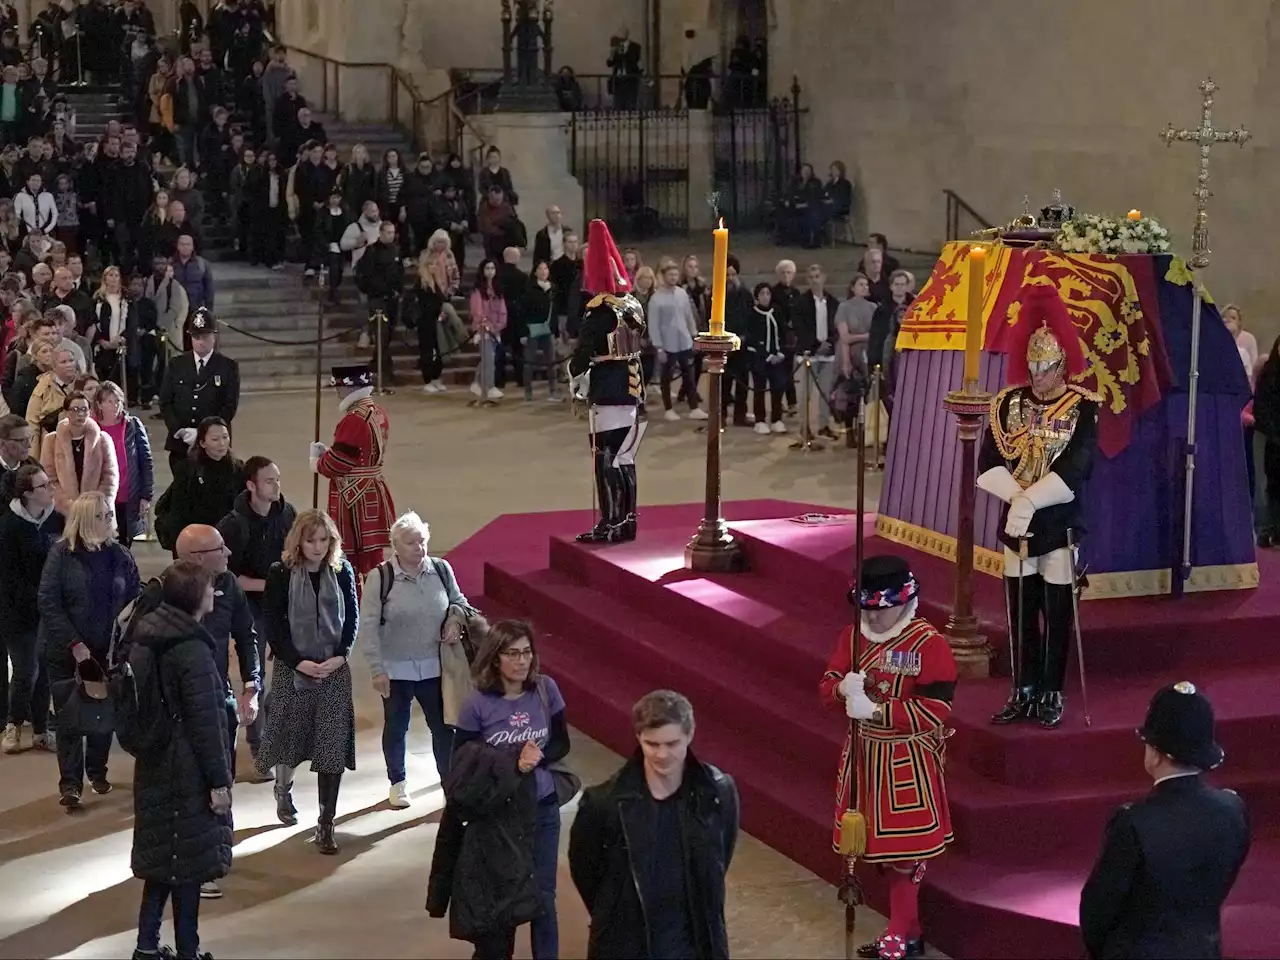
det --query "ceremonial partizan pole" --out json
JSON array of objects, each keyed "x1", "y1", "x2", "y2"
[
  {"x1": 838, "y1": 396, "x2": 868, "y2": 958},
  {"x1": 1159, "y1": 78, "x2": 1250, "y2": 592},
  {"x1": 311, "y1": 273, "x2": 326, "y2": 509}
]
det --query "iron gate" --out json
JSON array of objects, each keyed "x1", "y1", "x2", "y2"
[
  {"x1": 569, "y1": 108, "x2": 691, "y2": 241},
  {"x1": 712, "y1": 87, "x2": 805, "y2": 231}
]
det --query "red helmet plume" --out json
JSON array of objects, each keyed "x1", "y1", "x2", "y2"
[
  {"x1": 1005, "y1": 283, "x2": 1088, "y2": 385},
  {"x1": 582, "y1": 219, "x2": 631, "y2": 297}
]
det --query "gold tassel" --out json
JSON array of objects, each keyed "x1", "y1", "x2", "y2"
[{"x1": 839, "y1": 810, "x2": 867, "y2": 857}]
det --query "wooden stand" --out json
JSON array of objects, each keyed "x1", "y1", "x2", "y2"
[
  {"x1": 941, "y1": 385, "x2": 993, "y2": 677},
  {"x1": 685, "y1": 332, "x2": 748, "y2": 573}
]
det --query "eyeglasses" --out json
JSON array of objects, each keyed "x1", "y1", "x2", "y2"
[
  {"x1": 190, "y1": 544, "x2": 228, "y2": 555},
  {"x1": 500, "y1": 648, "x2": 534, "y2": 661},
  {"x1": 30, "y1": 480, "x2": 50, "y2": 490},
  {"x1": 67, "y1": 406, "x2": 89, "y2": 414}
]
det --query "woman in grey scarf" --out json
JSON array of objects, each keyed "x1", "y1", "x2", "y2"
[{"x1": 253, "y1": 509, "x2": 359, "y2": 855}]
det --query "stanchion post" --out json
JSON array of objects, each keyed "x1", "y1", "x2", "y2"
[
  {"x1": 868, "y1": 365, "x2": 882, "y2": 471},
  {"x1": 789, "y1": 353, "x2": 825, "y2": 452}
]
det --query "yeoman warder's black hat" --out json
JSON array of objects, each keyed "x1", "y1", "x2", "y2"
[
  {"x1": 847, "y1": 554, "x2": 920, "y2": 610},
  {"x1": 1137, "y1": 681, "x2": 1224, "y2": 770},
  {"x1": 330, "y1": 364, "x2": 374, "y2": 389}
]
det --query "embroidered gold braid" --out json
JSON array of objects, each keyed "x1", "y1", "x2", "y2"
[{"x1": 989, "y1": 385, "x2": 1097, "y2": 487}]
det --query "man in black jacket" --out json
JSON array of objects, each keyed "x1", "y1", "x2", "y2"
[
  {"x1": 497, "y1": 246, "x2": 529, "y2": 390},
  {"x1": 216, "y1": 455, "x2": 296, "y2": 761},
  {"x1": 722, "y1": 256, "x2": 753, "y2": 427},
  {"x1": 792, "y1": 264, "x2": 842, "y2": 440},
  {"x1": 532, "y1": 204, "x2": 567, "y2": 265},
  {"x1": 101, "y1": 140, "x2": 154, "y2": 276},
  {"x1": 158, "y1": 308, "x2": 240, "y2": 470},
  {"x1": 1080, "y1": 683, "x2": 1250, "y2": 960},
  {"x1": 355, "y1": 221, "x2": 405, "y2": 372},
  {"x1": 570, "y1": 689, "x2": 738, "y2": 959},
  {"x1": 549, "y1": 229, "x2": 582, "y2": 337}
]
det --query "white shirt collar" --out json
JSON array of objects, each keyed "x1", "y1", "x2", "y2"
[{"x1": 1153, "y1": 771, "x2": 1200, "y2": 787}]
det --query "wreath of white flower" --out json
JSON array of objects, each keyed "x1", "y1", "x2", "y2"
[{"x1": 1058, "y1": 214, "x2": 1173, "y2": 255}]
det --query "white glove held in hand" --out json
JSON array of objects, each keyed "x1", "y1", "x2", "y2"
[
  {"x1": 837, "y1": 671, "x2": 866, "y2": 700},
  {"x1": 175, "y1": 427, "x2": 198, "y2": 446},
  {"x1": 309, "y1": 441, "x2": 327, "y2": 459},
  {"x1": 845, "y1": 685, "x2": 878, "y2": 721},
  {"x1": 1004, "y1": 494, "x2": 1035, "y2": 539}
]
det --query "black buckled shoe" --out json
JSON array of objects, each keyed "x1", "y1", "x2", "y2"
[
  {"x1": 1038, "y1": 691, "x2": 1066, "y2": 729},
  {"x1": 619, "y1": 515, "x2": 637, "y2": 542},
  {"x1": 856, "y1": 936, "x2": 925, "y2": 959},
  {"x1": 990, "y1": 687, "x2": 1038, "y2": 725}
]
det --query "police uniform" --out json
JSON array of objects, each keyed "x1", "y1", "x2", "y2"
[
  {"x1": 1080, "y1": 683, "x2": 1251, "y2": 959},
  {"x1": 567, "y1": 219, "x2": 647, "y2": 544},
  {"x1": 976, "y1": 284, "x2": 1100, "y2": 728},
  {"x1": 821, "y1": 556, "x2": 957, "y2": 960},
  {"x1": 157, "y1": 308, "x2": 240, "y2": 471}
]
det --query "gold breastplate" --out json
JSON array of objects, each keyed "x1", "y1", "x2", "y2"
[{"x1": 990, "y1": 387, "x2": 1083, "y2": 488}]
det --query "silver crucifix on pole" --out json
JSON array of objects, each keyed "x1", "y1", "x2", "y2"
[{"x1": 1159, "y1": 77, "x2": 1250, "y2": 589}]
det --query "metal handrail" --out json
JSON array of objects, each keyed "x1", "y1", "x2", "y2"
[
  {"x1": 287, "y1": 46, "x2": 488, "y2": 162},
  {"x1": 943, "y1": 188, "x2": 993, "y2": 240}
]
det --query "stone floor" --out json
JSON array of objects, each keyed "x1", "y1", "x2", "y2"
[{"x1": 0, "y1": 388, "x2": 921, "y2": 960}]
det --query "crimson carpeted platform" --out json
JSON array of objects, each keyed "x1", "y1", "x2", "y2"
[{"x1": 446, "y1": 501, "x2": 1280, "y2": 960}]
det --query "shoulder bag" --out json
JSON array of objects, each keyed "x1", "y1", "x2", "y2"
[{"x1": 536, "y1": 678, "x2": 581, "y2": 807}]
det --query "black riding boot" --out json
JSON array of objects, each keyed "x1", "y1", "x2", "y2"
[
  {"x1": 314, "y1": 772, "x2": 342, "y2": 855},
  {"x1": 577, "y1": 450, "x2": 620, "y2": 542},
  {"x1": 619, "y1": 463, "x2": 637, "y2": 541},
  {"x1": 1038, "y1": 581, "x2": 1074, "y2": 728},
  {"x1": 991, "y1": 573, "x2": 1045, "y2": 724}
]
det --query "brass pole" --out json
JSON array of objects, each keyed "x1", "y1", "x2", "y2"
[{"x1": 311, "y1": 274, "x2": 326, "y2": 509}]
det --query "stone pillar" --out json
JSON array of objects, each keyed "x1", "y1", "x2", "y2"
[{"x1": 470, "y1": 112, "x2": 584, "y2": 240}]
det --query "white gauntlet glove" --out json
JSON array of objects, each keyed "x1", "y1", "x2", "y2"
[
  {"x1": 837, "y1": 671, "x2": 865, "y2": 700},
  {"x1": 1004, "y1": 494, "x2": 1035, "y2": 539},
  {"x1": 175, "y1": 427, "x2": 198, "y2": 446},
  {"x1": 845, "y1": 685, "x2": 878, "y2": 721}
]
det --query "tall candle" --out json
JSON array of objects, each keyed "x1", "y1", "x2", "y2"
[
  {"x1": 710, "y1": 218, "x2": 728, "y2": 337},
  {"x1": 964, "y1": 245, "x2": 986, "y2": 384}
]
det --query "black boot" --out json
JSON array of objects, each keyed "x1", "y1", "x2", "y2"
[
  {"x1": 274, "y1": 785, "x2": 297, "y2": 826},
  {"x1": 577, "y1": 451, "x2": 620, "y2": 543},
  {"x1": 618, "y1": 464, "x2": 638, "y2": 541},
  {"x1": 1038, "y1": 581, "x2": 1074, "y2": 729},
  {"x1": 991, "y1": 574, "x2": 1045, "y2": 724},
  {"x1": 314, "y1": 772, "x2": 341, "y2": 855}
]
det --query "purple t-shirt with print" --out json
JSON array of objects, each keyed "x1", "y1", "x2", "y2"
[{"x1": 456, "y1": 676, "x2": 565, "y2": 800}]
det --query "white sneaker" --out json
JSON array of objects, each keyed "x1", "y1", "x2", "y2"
[
  {"x1": 1, "y1": 723, "x2": 20, "y2": 754},
  {"x1": 663, "y1": 409, "x2": 681, "y2": 422},
  {"x1": 431, "y1": 380, "x2": 447, "y2": 392},
  {"x1": 304, "y1": 268, "x2": 316, "y2": 278},
  {"x1": 32, "y1": 730, "x2": 55, "y2": 752},
  {"x1": 357, "y1": 331, "x2": 371, "y2": 350},
  {"x1": 688, "y1": 408, "x2": 709, "y2": 421},
  {"x1": 771, "y1": 420, "x2": 788, "y2": 433},
  {"x1": 470, "y1": 381, "x2": 482, "y2": 396},
  {"x1": 422, "y1": 383, "x2": 440, "y2": 394},
  {"x1": 547, "y1": 394, "x2": 565, "y2": 403},
  {"x1": 389, "y1": 780, "x2": 411, "y2": 809},
  {"x1": 754, "y1": 421, "x2": 771, "y2": 435},
  {"x1": 199, "y1": 881, "x2": 223, "y2": 899},
  {"x1": 487, "y1": 387, "x2": 504, "y2": 400}
]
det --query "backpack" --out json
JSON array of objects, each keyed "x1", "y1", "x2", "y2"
[
  {"x1": 109, "y1": 580, "x2": 178, "y2": 759},
  {"x1": 153, "y1": 485, "x2": 176, "y2": 550},
  {"x1": 375, "y1": 558, "x2": 442, "y2": 627}
]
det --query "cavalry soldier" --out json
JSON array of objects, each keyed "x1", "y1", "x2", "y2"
[
  {"x1": 977, "y1": 283, "x2": 1101, "y2": 729},
  {"x1": 821, "y1": 555, "x2": 956, "y2": 960},
  {"x1": 309, "y1": 364, "x2": 395, "y2": 584},
  {"x1": 567, "y1": 219, "x2": 647, "y2": 544},
  {"x1": 158, "y1": 307, "x2": 240, "y2": 472}
]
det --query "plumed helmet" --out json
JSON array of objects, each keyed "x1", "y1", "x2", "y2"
[
  {"x1": 1004, "y1": 283, "x2": 1088, "y2": 386},
  {"x1": 583, "y1": 219, "x2": 631, "y2": 297}
]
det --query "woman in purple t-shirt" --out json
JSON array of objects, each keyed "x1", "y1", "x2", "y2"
[{"x1": 453, "y1": 620, "x2": 568, "y2": 960}]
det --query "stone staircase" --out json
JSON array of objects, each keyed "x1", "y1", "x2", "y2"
[
  {"x1": 63, "y1": 84, "x2": 126, "y2": 142},
  {"x1": 310, "y1": 113, "x2": 412, "y2": 162}
]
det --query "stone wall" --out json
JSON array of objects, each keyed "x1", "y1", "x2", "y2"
[{"x1": 787, "y1": 0, "x2": 1280, "y2": 345}]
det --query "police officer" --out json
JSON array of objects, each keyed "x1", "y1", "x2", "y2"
[
  {"x1": 1079, "y1": 682, "x2": 1251, "y2": 959},
  {"x1": 157, "y1": 307, "x2": 240, "y2": 471}
]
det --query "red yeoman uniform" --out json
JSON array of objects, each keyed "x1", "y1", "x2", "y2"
[
  {"x1": 820, "y1": 555, "x2": 957, "y2": 959},
  {"x1": 311, "y1": 365, "x2": 395, "y2": 579}
]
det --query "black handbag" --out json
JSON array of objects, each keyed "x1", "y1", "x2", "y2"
[{"x1": 60, "y1": 658, "x2": 115, "y2": 737}]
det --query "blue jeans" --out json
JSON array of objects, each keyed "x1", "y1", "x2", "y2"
[
  {"x1": 531, "y1": 796, "x2": 561, "y2": 959},
  {"x1": 137, "y1": 879, "x2": 201, "y2": 957},
  {"x1": 381, "y1": 677, "x2": 452, "y2": 782}
]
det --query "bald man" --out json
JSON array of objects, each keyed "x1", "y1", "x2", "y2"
[
  {"x1": 175, "y1": 525, "x2": 261, "y2": 767},
  {"x1": 175, "y1": 523, "x2": 261, "y2": 900}
]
